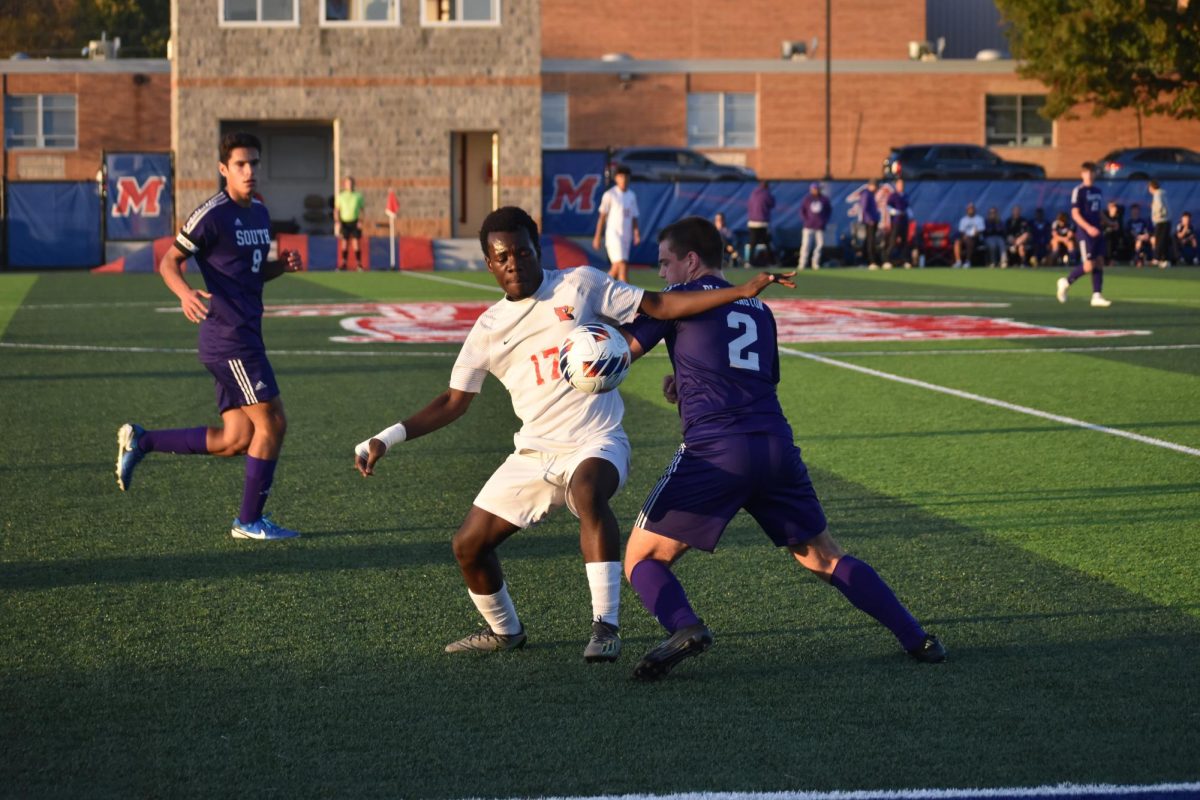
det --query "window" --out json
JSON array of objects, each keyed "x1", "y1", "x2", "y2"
[
  {"x1": 422, "y1": 0, "x2": 499, "y2": 25},
  {"x1": 986, "y1": 95, "x2": 1052, "y2": 147},
  {"x1": 687, "y1": 93, "x2": 756, "y2": 149},
  {"x1": 4, "y1": 94, "x2": 76, "y2": 149},
  {"x1": 321, "y1": 0, "x2": 398, "y2": 24},
  {"x1": 542, "y1": 93, "x2": 568, "y2": 150},
  {"x1": 221, "y1": 0, "x2": 298, "y2": 25}
]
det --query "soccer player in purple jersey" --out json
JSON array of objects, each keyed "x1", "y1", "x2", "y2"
[
  {"x1": 1056, "y1": 162, "x2": 1112, "y2": 308},
  {"x1": 620, "y1": 216, "x2": 945, "y2": 680},
  {"x1": 114, "y1": 131, "x2": 304, "y2": 541}
]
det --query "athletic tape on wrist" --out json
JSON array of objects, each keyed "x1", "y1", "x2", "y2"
[{"x1": 354, "y1": 422, "x2": 406, "y2": 459}]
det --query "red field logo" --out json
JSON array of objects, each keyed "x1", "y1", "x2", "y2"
[{"x1": 261, "y1": 300, "x2": 1148, "y2": 344}]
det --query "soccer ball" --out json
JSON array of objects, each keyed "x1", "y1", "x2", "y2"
[{"x1": 558, "y1": 323, "x2": 632, "y2": 395}]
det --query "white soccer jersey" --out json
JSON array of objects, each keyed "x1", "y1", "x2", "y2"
[
  {"x1": 599, "y1": 187, "x2": 639, "y2": 248},
  {"x1": 450, "y1": 268, "x2": 645, "y2": 453}
]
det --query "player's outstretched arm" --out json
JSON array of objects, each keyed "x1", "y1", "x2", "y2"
[
  {"x1": 637, "y1": 270, "x2": 795, "y2": 320},
  {"x1": 354, "y1": 388, "x2": 476, "y2": 477},
  {"x1": 158, "y1": 248, "x2": 211, "y2": 323}
]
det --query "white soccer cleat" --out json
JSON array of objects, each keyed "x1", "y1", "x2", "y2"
[
  {"x1": 1090, "y1": 293, "x2": 1112, "y2": 308},
  {"x1": 1056, "y1": 277, "x2": 1070, "y2": 303}
]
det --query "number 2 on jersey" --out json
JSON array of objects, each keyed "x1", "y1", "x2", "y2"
[
  {"x1": 727, "y1": 311, "x2": 760, "y2": 370},
  {"x1": 530, "y1": 347, "x2": 561, "y2": 385}
]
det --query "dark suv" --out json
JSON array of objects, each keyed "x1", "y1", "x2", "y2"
[
  {"x1": 883, "y1": 144, "x2": 1046, "y2": 180},
  {"x1": 1098, "y1": 147, "x2": 1200, "y2": 180},
  {"x1": 608, "y1": 147, "x2": 757, "y2": 182}
]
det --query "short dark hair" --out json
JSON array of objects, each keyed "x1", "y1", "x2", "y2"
[
  {"x1": 1149, "y1": 179, "x2": 1161, "y2": 189},
  {"x1": 614, "y1": 165, "x2": 632, "y2": 178},
  {"x1": 658, "y1": 216, "x2": 723, "y2": 269},
  {"x1": 1081, "y1": 161, "x2": 1096, "y2": 171},
  {"x1": 478, "y1": 206, "x2": 541, "y2": 259},
  {"x1": 220, "y1": 131, "x2": 262, "y2": 164}
]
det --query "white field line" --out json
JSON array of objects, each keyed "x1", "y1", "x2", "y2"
[
  {"x1": 398, "y1": 271, "x2": 504, "y2": 293},
  {"x1": 481, "y1": 782, "x2": 1200, "y2": 800},
  {"x1": 802, "y1": 343, "x2": 1200, "y2": 357},
  {"x1": 780, "y1": 346, "x2": 1200, "y2": 458},
  {"x1": 0, "y1": 342, "x2": 459, "y2": 358}
]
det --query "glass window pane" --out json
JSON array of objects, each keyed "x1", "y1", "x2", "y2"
[
  {"x1": 542, "y1": 93, "x2": 567, "y2": 149},
  {"x1": 460, "y1": 0, "x2": 494, "y2": 21},
  {"x1": 1019, "y1": 96, "x2": 1051, "y2": 146},
  {"x1": 224, "y1": 0, "x2": 257, "y2": 20},
  {"x1": 4, "y1": 96, "x2": 38, "y2": 146},
  {"x1": 325, "y1": 0, "x2": 350, "y2": 19},
  {"x1": 985, "y1": 96, "x2": 1019, "y2": 147},
  {"x1": 687, "y1": 94, "x2": 720, "y2": 148},
  {"x1": 724, "y1": 93, "x2": 756, "y2": 148},
  {"x1": 262, "y1": 0, "x2": 294, "y2": 21},
  {"x1": 363, "y1": 0, "x2": 392, "y2": 20}
]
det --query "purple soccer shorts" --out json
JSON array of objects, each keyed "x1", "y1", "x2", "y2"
[
  {"x1": 634, "y1": 434, "x2": 828, "y2": 552},
  {"x1": 203, "y1": 355, "x2": 280, "y2": 412}
]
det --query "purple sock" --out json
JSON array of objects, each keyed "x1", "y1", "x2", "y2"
[
  {"x1": 1066, "y1": 265, "x2": 1086, "y2": 285},
  {"x1": 238, "y1": 456, "x2": 277, "y2": 524},
  {"x1": 140, "y1": 427, "x2": 208, "y2": 455},
  {"x1": 830, "y1": 556, "x2": 926, "y2": 651},
  {"x1": 1091, "y1": 268, "x2": 1103, "y2": 293},
  {"x1": 629, "y1": 559, "x2": 700, "y2": 634}
]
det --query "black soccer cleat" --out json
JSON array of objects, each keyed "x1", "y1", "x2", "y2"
[
  {"x1": 907, "y1": 633, "x2": 947, "y2": 664},
  {"x1": 583, "y1": 618, "x2": 622, "y2": 663},
  {"x1": 632, "y1": 622, "x2": 713, "y2": 681}
]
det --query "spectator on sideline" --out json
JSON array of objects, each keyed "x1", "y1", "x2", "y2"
[
  {"x1": 335, "y1": 176, "x2": 366, "y2": 271},
  {"x1": 745, "y1": 181, "x2": 777, "y2": 266},
  {"x1": 713, "y1": 212, "x2": 741, "y2": 269},
  {"x1": 1127, "y1": 204, "x2": 1153, "y2": 268},
  {"x1": 983, "y1": 207, "x2": 1008, "y2": 268},
  {"x1": 1176, "y1": 212, "x2": 1198, "y2": 265},
  {"x1": 799, "y1": 182, "x2": 831, "y2": 270},
  {"x1": 883, "y1": 178, "x2": 913, "y2": 269},
  {"x1": 953, "y1": 203, "x2": 984, "y2": 268},
  {"x1": 1050, "y1": 212, "x2": 1076, "y2": 266},
  {"x1": 1149, "y1": 180, "x2": 1172, "y2": 268},
  {"x1": 859, "y1": 179, "x2": 881, "y2": 269},
  {"x1": 1006, "y1": 205, "x2": 1031, "y2": 267},
  {"x1": 1028, "y1": 207, "x2": 1051, "y2": 267},
  {"x1": 1101, "y1": 201, "x2": 1126, "y2": 264}
]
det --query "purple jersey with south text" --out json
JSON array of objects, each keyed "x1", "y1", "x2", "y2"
[
  {"x1": 1072, "y1": 183, "x2": 1104, "y2": 232},
  {"x1": 624, "y1": 275, "x2": 793, "y2": 444},
  {"x1": 175, "y1": 191, "x2": 273, "y2": 361}
]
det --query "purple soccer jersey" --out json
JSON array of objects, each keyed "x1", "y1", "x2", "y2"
[
  {"x1": 624, "y1": 275, "x2": 794, "y2": 444},
  {"x1": 1072, "y1": 184, "x2": 1104, "y2": 232},
  {"x1": 175, "y1": 191, "x2": 273, "y2": 362}
]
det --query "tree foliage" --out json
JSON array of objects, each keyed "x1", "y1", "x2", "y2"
[
  {"x1": 996, "y1": 0, "x2": 1200, "y2": 120},
  {"x1": 0, "y1": 0, "x2": 169, "y2": 59}
]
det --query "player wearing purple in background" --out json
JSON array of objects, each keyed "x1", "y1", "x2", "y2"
[
  {"x1": 114, "y1": 131, "x2": 304, "y2": 541},
  {"x1": 1057, "y1": 162, "x2": 1112, "y2": 308},
  {"x1": 620, "y1": 216, "x2": 945, "y2": 680}
]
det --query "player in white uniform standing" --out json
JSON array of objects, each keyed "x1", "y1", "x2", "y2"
[
  {"x1": 355, "y1": 207, "x2": 789, "y2": 662},
  {"x1": 593, "y1": 165, "x2": 641, "y2": 283}
]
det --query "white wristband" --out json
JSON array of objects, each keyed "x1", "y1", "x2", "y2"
[{"x1": 355, "y1": 422, "x2": 407, "y2": 460}]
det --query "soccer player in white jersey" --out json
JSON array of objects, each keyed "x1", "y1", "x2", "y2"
[
  {"x1": 593, "y1": 166, "x2": 640, "y2": 283},
  {"x1": 354, "y1": 207, "x2": 789, "y2": 662}
]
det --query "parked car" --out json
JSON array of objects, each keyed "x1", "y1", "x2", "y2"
[
  {"x1": 607, "y1": 147, "x2": 757, "y2": 182},
  {"x1": 1097, "y1": 147, "x2": 1200, "y2": 180},
  {"x1": 882, "y1": 144, "x2": 1046, "y2": 180}
]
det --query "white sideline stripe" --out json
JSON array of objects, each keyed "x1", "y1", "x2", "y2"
[
  {"x1": 804, "y1": 343, "x2": 1200, "y2": 358},
  {"x1": 780, "y1": 346, "x2": 1200, "y2": 458},
  {"x1": 400, "y1": 271, "x2": 504, "y2": 293},
  {"x1": 485, "y1": 783, "x2": 1200, "y2": 800},
  {"x1": 0, "y1": 342, "x2": 460, "y2": 357}
]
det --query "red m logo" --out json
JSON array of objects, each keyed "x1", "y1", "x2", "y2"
[
  {"x1": 112, "y1": 176, "x2": 166, "y2": 217},
  {"x1": 547, "y1": 174, "x2": 600, "y2": 214}
]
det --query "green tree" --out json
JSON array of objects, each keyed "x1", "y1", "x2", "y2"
[
  {"x1": 996, "y1": 0, "x2": 1200, "y2": 120},
  {"x1": 0, "y1": 0, "x2": 168, "y2": 59}
]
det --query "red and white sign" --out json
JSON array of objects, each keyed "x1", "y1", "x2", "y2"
[{"x1": 260, "y1": 300, "x2": 1148, "y2": 344}]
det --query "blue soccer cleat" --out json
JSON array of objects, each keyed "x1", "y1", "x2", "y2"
[
  {"x1": 230, "y1": 513, "x2": 300, "y2": 540},
  {"x1": 115, "y1": 423, "x2": 146, "y2": 491}
]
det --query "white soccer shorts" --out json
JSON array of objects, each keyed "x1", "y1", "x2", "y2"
[{"x1": 472, "y1": 433, "x2": 631, "y2": 529}]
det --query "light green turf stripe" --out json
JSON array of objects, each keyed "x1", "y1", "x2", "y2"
[{"x1": 0, "y1": 275, "x2": 39, "y2": 338}]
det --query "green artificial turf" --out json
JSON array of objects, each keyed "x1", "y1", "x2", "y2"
[{"x1": 1, "y1": 266, "x2": 1197, "y2": 798}]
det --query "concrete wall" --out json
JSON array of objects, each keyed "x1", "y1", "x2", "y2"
[{"x1": 172, "y1": 0, "x2": 542, "y2": 237}]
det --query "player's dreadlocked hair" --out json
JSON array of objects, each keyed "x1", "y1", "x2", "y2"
[
  {"x1": 479, "y1": 206, "x2": 542, "y2": 259},
  {"x1": 219, "y1": 131, "x2": 263, "y2": 164},
  {"x1": 658, "y1": 216, "x2": 723, "y2": 270}
]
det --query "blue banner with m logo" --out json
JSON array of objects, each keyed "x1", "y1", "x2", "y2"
[{"x1": 105, "y1": 152, "x2": 173, "y2": 241}]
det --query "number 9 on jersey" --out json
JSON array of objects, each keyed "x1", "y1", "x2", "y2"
[{"x1": 558, "y1": 323, "x2": 632, "y2": 395}]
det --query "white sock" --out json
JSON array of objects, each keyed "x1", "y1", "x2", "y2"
[
  {"x1": 468, "y1": 583, "x2": 520, "y2": 635},
  {"x1": 585, "y1": 561, "x2": 622, "y2": 627}
]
